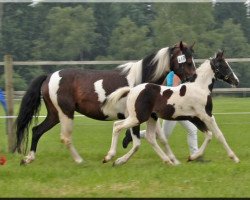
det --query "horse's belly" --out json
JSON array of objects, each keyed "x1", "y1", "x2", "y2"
[{"x1": 75, "y1": 102, "x2": 109, "y2": 121}]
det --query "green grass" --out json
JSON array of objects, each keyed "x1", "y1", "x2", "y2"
[{"x1": 0, "y1": 97, "x2": 250, "y2": 198}]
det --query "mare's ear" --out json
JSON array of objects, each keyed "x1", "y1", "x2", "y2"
[
  {"x1": 180, "y1": 41, "x2": 184, "y2": 51},
  {"x1": 190, "y1": 42, "x2": 195, "y2": 52}
]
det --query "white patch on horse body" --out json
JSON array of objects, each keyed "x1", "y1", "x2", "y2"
[
  {"x1": 118, "y1": 60, "x2": 142, "y2": 87},
  {"x1": 151, "y1": 47, "x2": 170, "y2": 81},
  {"x1": 48, "y1": 71, "x2": 73, "y2": 134},
  {"x1": 48, "y1": 71, "x2": 62, "y2": 106},
  {"x1": 24, "y1": 151, "x2": 35, "y2": 164},
  {"x1": 94, "y1": 79, "x2": 107, "y2": 103}
]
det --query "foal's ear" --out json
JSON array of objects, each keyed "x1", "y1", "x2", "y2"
[{"x1": 216, "y1": 50, "x2": 224, "y2": 59}]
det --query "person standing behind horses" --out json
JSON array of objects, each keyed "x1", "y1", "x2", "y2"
[{"x1": 123, "y1": 71, "x2": 199, "y2": 157}]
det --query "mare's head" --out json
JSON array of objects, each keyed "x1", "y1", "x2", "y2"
[
  {"x1": 210, "y1": 51, "x2": 239, "y2": 87},
  {"x1": 170, "y1": 41, "x2": 196, "y2": 82}
]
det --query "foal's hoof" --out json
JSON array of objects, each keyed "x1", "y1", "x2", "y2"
[
  {"x1": 187, "y1": 156, "x2": 193, "y2": 162},
  {"x1": 113, "y1": 158, "x2": 126, "y2": 166},
  {"x1": 20, "y1": 159, "x2": 27, "y2": 166},
  {"x1": 102, "y1": 157, "x2": 110, "y2": 163},
  {"x1": 231, "y1": 156, "x2": 240, "y2": 163}
]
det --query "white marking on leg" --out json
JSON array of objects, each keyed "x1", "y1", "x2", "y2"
[
  {"x1": 48, "y1": 71, "x2": 83, "y2": 163},
  {"x1": 94, "y1": 79, "x2": 107, "y2": 103},
  {"x1": 23, "y1": 151, "x2": 35, "y2": 164},
  {"x1": 60, "y1": 114, "x2": 84, "y2": 163}
]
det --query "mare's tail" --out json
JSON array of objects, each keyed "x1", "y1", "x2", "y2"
[{"x1": 15, "y1": 75, "x2": 47, "y2": 154}]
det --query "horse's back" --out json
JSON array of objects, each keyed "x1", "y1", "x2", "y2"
[{"x1": 41, "y1": 68, "x2": 129, "y2": 120}]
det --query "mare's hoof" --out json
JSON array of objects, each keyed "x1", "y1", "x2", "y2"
[
  {"x1": 122, "y1": 129, "x2": 132, "y2": 149},
  {"x1": 187, "y1": 156, "x2": 211, "y2": 163}
]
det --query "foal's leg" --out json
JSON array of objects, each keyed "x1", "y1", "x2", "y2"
[
  {"x1": 188, "y1": 131, "x2": 212, "y2": 161},
  {"x1": 145, "y1": 118, "x2": 174, "y2": 165},
  {"x1": 59, "y1": 112, "x2": 83, "y2": 163},
  {"x1": 103, "y1": 117, "x2": 139, "y2": 163},
  {"x1": 21, "y1": 115, "x2": 59, "y2": 165},
  {"x1": 155, "y1": 119, "x2": 180, "y2": 165},
  {"x1": 206, "y1": 116, "x2": 240, "y2": 163},
  {"x1": 113, "y1": 131, "x2": 141, "y2": 166}
]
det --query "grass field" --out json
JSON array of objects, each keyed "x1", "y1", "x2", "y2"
[{"x1": 0, "y1": 97, "x2": 250, "y2": 198}]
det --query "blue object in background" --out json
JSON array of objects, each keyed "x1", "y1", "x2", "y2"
[{"x1": 0, "y1": 88, "x2": 7, "y2": 114}]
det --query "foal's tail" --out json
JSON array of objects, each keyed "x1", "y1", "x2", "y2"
[
  {"x1": 102, "y1": 86, "x2": 131, "y2": 112},
  {"x1": 14, "y1": 75, "x2": 48, "y2": 154}
]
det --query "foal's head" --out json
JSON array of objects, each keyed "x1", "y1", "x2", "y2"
[
  {"x1": 170, "y1": 41, "x2": 196, "y2": 82},
  {"x1": 210, "y1": 51, "x2": 239, "y2": 87}
]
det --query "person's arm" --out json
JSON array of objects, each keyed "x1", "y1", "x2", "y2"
[{"x1": 173, "y1": 75, "x2": 181, "y2": 86}]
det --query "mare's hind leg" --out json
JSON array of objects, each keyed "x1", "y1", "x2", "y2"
[
  {"x1": 59, "y1": 113, "x2": 83, "y2": 164},
  {"x1": 21, "y1": 114, "x2": 59, "y2": 165},
  {"x1": 145, "y1": 118, "x2": 174, "y2": 165}
]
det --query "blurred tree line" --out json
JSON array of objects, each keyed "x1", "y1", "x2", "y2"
[{"x1": 0, "y1": 2, "x2": 250, "y2": 90}]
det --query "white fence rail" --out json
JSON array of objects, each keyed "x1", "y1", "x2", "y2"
[
  {"x1": 1, "y1": 58, "x2": 250, "y2": 66},
  {"x1": 8, "y1": 88, "x2": 250, "y2": 100}
]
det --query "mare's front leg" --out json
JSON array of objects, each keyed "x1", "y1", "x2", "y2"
[
  {"x1": 145, "y1": 117, "x2": 174, "y2": 165},
  {"x1": 60, "y1": 113, "x2": 84, "y2": 164}
]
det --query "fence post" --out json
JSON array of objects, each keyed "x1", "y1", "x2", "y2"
[{"x1": 4, "y1": 54, "x2": 15, "y2": 153}]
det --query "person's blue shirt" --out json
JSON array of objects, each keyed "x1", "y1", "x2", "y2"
[{"x1": 166, "y1": 71, "x2": 175, "y2": 87}]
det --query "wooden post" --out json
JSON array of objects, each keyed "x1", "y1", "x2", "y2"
[{"x1": 4, "y1": 54, "x2": 15, "y2": 153}]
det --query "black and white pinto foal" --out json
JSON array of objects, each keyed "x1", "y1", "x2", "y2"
[
  {"x1": 103, "y1": 51, "x2": 240, "y2": 166},
  {"x1": 15, "y1": 41, "x2": 196, "y2": 165}
]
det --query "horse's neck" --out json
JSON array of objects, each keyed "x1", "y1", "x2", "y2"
[
  {"x1": 194, "y1": 60, "x2": 215, "y2": 91},
  {"x1": 142, "y1": 47, "x2": 170, "y2": 83}
]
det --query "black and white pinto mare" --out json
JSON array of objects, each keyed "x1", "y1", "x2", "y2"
[
  {"x1": 103, "y1": 51, "x2": 240, "y2": 166},
  {"x1": 15, "y1": 41, "x2": 196, "y2": 165}
]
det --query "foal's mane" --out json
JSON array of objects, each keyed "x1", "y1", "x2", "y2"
[{"x1": 117, "y1": 47, "x2": 171, "y2": 86}]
